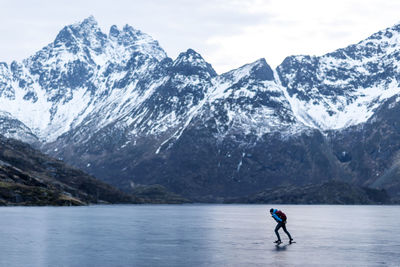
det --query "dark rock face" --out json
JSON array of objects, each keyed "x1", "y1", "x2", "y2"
[
  {"x1": 225, "y1": 180, "x2": 392, "y2": 204},
  {"x1": 56, "y1": 126, "x2": 347, "y2": 201},
  {"x1": 171, "y1": 49, "x2": 217, "y2": 78},
  {"x1": 0, "y1": 135, "x2": 141, "y2": 205},
  {"x1": 131, "y1": 184, "x2": 190, "y2": 204},
  {"x1": 0, "y1": 135, "x2": 188, "y2": 205},
  {"x1": 327, "y1": 95, "x2": 400, "y2": 202}
]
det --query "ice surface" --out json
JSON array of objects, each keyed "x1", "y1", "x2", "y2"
[{"x1": 0, "y1": 205, "x2": 398, "y2": 266}]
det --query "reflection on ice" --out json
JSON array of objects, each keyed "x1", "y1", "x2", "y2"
[{"x1": 0, "y1": 205, "x2": 398, "y2": 266}]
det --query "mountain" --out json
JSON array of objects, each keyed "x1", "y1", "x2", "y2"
[
  {"x1": 0, "y1": 16, "x2": 167, "y2": 143},
  {"x1": 0, "y1": 135, "x2": 136, "y2": 205},
  {"x1": 0, "y1": 111, "x2": 38, "y2": 144},
  {"x1": 225, "y1": 180, "x2": 391, "y2": 204},
  {"x1": 277, "y1": 24, "x2": 400, "y2": 130},
  {"x1": 1, "y1": 17, "x2": 400, "y2": 202},
  {"x1": 327, "y1": 94, "x2": 400, "y2": 203},
  {"x1": 0, "y1": 135, "x2": 188, "y2": 205}
]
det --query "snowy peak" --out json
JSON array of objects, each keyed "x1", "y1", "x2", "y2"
[
  {"x1": 4, "y1": 17, "x2": 400, "y2": 147},
  {"x1": 54, "y1": 16, "x2": 106, "y2": 53},
  {"x1": 363, "y1": 22, "x2": 400, "y2": 46},
  {"x1": 49, "y1": 16, "x2": 166, "y2": 66},
  {"x1": 221, "y1": 58, "x2": 274, "y2": 84},
  {"x1": 70, "y1": 15, "x2": 101, "y2": 35},
  {"x1": 172, "y1": 49, "x2": 217, "y2": 78},
  {"x1": 323, "y1": 22, "x2": 400, "y2": 64},
  {"x1": 276, "y1": 21, "x2": 400, "y2": 131},
  {"x1": 0, "y1": 18, "x2": 397, "y2": 203},
  {"x1": 174, "y1": 49, "x2": 208, "y2": 66},
  {"x1": 0, "y1": 17, "x2": 174, "y2": 143},
  {"x1": 204, "y1": 58, "x2": 298, "y2": 139},
  {"x1": 246, "y1": 58, "x2": 274, "y2": 81},
  {"x1": 108, "y1": 24, "x2": 167, "y2": 61},
  {"x1": 77, "y1": 15, "x2": 98, "y2": 28}
]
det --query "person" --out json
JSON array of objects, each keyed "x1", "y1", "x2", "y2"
[{"x1": 270, "y1": 208, "x2": 293, "y2": 244}]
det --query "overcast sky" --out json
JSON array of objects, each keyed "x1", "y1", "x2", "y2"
[{"x1": 1, "y1": 0, "x2": 400, "y2": 73}]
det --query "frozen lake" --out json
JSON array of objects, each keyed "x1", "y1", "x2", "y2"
[{"x1": 0, "y1": 204, "x2": 399, "y2": 266}]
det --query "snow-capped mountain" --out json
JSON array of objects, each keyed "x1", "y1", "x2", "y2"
[
  {"x1": 277, "y1": 24, "x2": 400, "y2": 130},
  {"x1": 0, "y1": 16, "x2": 305, "y2": 147},
  {"x1": 0, "y1": 111, "x2": 38, "y2": 144},
  {"x1": 0, "y1": 16, "x2": 167, "y2": 142},
  {"x1": 1, "y1": 17, "x2": 400, "y2": 201}
]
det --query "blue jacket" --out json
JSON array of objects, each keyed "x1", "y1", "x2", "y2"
[{"x1": 271, "y1": 209, "x2": 283, "y2": 222}]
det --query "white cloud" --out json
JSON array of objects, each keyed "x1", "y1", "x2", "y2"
[
  {"x1": 0, "y1": 0, "x2": 400, "y2": 73},
  {"x1": 204, "y1": 0, "x2": 400, "y2": 72}
]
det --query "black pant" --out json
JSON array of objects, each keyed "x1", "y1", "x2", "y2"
[{"x1": 275, "y1": 222, "x2": 292, "y2": 241}]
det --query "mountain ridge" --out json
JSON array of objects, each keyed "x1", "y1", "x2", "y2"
[{"x1": 1, "y1": 17, "x2": 400, "y2": 201}]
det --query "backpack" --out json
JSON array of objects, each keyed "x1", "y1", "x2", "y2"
[{"x1": 276, "y1": 210, "x2": 287, "y2": 221}]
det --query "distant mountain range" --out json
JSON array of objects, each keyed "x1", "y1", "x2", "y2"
[{"x1": 1, "y1": 16, "x2": 400, "y2": 203}]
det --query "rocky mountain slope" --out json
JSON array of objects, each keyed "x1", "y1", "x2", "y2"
[
  {"x1": 0, "y1": 135, "x2": 137, "y2": 205},
  {"x1": 1, "y1": 17, "x2": 400, "y2": 202},
  {"x1": 225, "y1": 180, "x2": 391, "y2": 204},
  {"x1": 0, "y1": 135, "x2": 188, "y2": 205},
  {"x1": 277, "y1": 24, "x2": 400, "y2": 130}
]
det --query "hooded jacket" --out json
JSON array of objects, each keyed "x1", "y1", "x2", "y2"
[{"x1": 271, "y1": 209, "x2": 283, "y2": 223}]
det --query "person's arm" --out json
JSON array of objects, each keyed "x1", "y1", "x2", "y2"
[{"x1": 272, "y1": 213, "x2": 282, "y2": 222}]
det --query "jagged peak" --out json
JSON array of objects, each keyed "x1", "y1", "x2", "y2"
[
  {"x1": 73, "y1": 15, "x2": 98, "y2": 29},
  {"x1": 172, "y1": 49, "x2": 217, "y2": 77},
  {"x1": 109, "y1": 24, "x2": 152, "y2": 41},
  {"x1": 174, "y1": 49, "x2": 203, "y2": 65},
  {"x1": 122, "y1": 24, "x2": 141, "y2": 35},
  {"x1": 278, "y1": 22, "x2": 400, "y2": 66},
  {"x1": 174, "y1": 49, "x2": 204, "y2": 63},
  {"x1": 179, "y1": 48, "x2": 201, "y2": 57},
  {"x1": 320, "y1": 22, "x2": 400, "y2": 61},
  {"x1": 109, "y1": 25, "x2": 120, "y2": 38},
  {"x1": 248, "y1": 58, "x2": 269, "y2": 68},
  {"x1": 223, "y1": 58, "x2": 274, "y2": 81},
  {"x1": 68, "y1": 16, "x2": 102, "y2": 36},
  {"x1": 108, "y1": 24, "x2": 167, "y2": 61},
  {"x1": 278, "y1": 54, "x2": 317, "y2": 69},
  {"x1": 10, "y1": 60, "x2": 22, "y2": 70},
  {"x1": 53, "y1": 16, "x2": 105, "y2": 48},
  {"x1": 366, "y1": 21, "x2": 400, "y2": 40}
]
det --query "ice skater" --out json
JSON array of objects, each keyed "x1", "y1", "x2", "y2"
[{"x1": 270, "y1": 208, "x2": 294, "y2": 244}]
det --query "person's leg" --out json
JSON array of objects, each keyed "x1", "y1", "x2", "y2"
[
  {"x1": 281, "y1": 223, "x2": 293, "y2": 240},
  {"x1": 274, "y1": 223, "x2": 282, "y2": 241}
]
